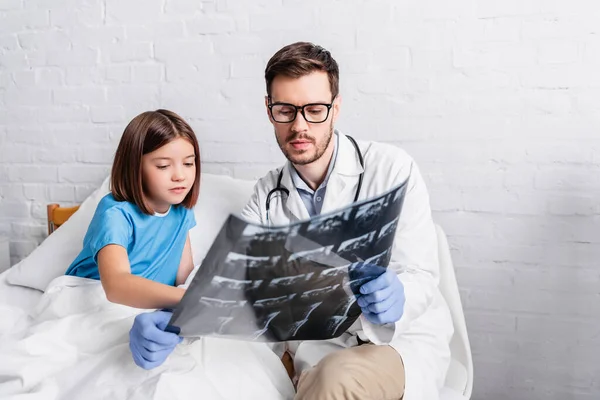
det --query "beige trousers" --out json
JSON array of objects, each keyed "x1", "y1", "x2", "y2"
[{"x1": 294, "y1": 344, "x2": 405, "y2": 400}]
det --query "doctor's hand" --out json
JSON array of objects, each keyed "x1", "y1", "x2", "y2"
[
  {"x1": 356, "y1": 269, "x2": 405, "y2": 325},
  {"x1": 129, "y1": 310, "x2": 182, "y2": 370}
]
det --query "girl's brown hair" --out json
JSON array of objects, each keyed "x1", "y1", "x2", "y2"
[{"x1": 111, "y1": 109, "x2": 201, "y2": 215}]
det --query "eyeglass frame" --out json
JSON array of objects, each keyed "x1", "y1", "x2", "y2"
[{"x1": 267, "y1": 96, "x2": 337, "y2": 124}]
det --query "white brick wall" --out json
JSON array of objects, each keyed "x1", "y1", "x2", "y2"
[{"x1": 0, "y1": 0, "x2": 599, "y2": 398}]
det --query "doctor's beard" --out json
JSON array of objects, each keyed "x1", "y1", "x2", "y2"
[{"x1": 276, "y1": 121, "x2": 334, "y2": 166}]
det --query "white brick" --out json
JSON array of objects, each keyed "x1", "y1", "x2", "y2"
[
  {"x1": 159, "y1": 84, "x2": 222, "y2": 119},
  {"x1": 0, "y1": 144, "x2": 33, "y2": 163},
  {"x1": 154, "y1": 40, "x2": 213, "y2": 64},
  {"x1": 76, "y1": 146, "x2": 115, "y2": 164},
  {"x1": 106, "y1": 43, "x2": 153, "y2": 63},
  {"x1": 212, "y1": 34, "x2": 271, "y2": 55},
  {"x1": 49, "y1": 1, "x2": 103, "y2": 27},
  {"x1": 75, "y1": 184, "x2": 100, "y2": 202},
  {"x1": 105, "y1": 0, "x2": 162, "y2": 24},
  {"x1": 185, "y1": 15, "x2": 236, "y2": 35},
  {"x1": 47, "y1": 184, "x2": 76, "y2": 202},
  {"x1": 36, "y1": 67, "x2": 64, "y2": 86},
  {"x1": 9, "y1": 240, "x2": 39, "y2": 259},
  {"x1": 232, "y1": 163, "x2": 280, "y2": 180},
  {"x1": 164, "y1": 0, "x2": 203, "y2": 15},
  {"x1": 0, "y1": 184, "x2": 24, "y2": 200},
  {"x1": 249, "y1": 8, "x2": 315, "y2": 32},
  {"x1": 22, "y1": 183, "x2": 46, "y2": 201},
  {"x1": 17, "y1": 30, "x2": 70, "y2": 50},
  {"x1": 47, "y1": 47, "x2": 98, "y2": 67},
  {"x1": 70, "y1": 26, "x2": 126, "y2": 47},
  {"x1": 3, "y1": 87, "x2": 52, "y2": 106},
  {"x1": 464, "y1": 312, "x2": 517, "y2": 334},
  {"x1": 546, "y1": 194, "x2": 600, "y2": 216},
  {"x1": 34, "y1": 147, "x2": 77, "y2": 163},
  {"x1": 216, "y1": 0, "x2": 280, "y2": 12},
  {"x1": 534, "y1": 167, "x2": 600, "y2": 192},
  {"x1": 0, "y1": 0, "x2": 21, "y2": 10},
  {"x1": 126, "y1": 21, "x2": 186, "y2": 42},
  {"x1": 90, "y1": 106, "x2": 125, "y2": 123},
  {"x1": 201, "y1": 163, "x2": 233, "y2": 177},
  {"x1": 34, "y1": 106, "x2": 90, "y2": 123},
  {"x1": 0, "y1": 71, "x2": 11, "y2": 89},
  {"x1": 538, "y1": 39, "x2": 581, "y2": 64},
  {"x1": 103, "y1": 65, "x2": 131, "y2": 83},
  {"x1": 58, "y1": 165, "x2": 110, "y2": 184},
  {"x1": 465, "y1": 288, "x2": 600, "y2": 317},
  {"x1": 474, "y1": 0, "x2": 542, "y2": 19},
  {"x1": 8, "y1": 69, "x2": 35, "y2": 86},
  {"x1": 51, "y1": 125, "x2": 110, "y2": 144},
  {"x1": 65, "y1": 66, "x2": 103, "y2": 85},
  {"x1": 201, "y1": 142, "x2": 280, "y2": 163},
  {"x1": 0, "y1": 34, "x2": 19, "y2": 51},
  {"x1": 165, "y1": 60, "x2": 229, "y2": 83},
  {"x1": 0, "y1": 10, "x2": 49, "y2": 34},
  {"x1": 8, "y1": 166, "x2": 57, "y2": 183},
  {"x1": 513, "y1": 267, "x2": 600, "y2": 294},
  {"x1": 52, "y1": 87, "x2": 106, "y2": 106},
  {"x1": 105, "y1": 85, "x2": 160, "y2": 112},
  {"x1": 5, "y1": 126, "x2": 53, "y2": 145},
  {"x1": 0, "y1": 200, "x2": 29, "y2": 218},
  {"x1": 11, "y1": 221, "x2": 45, "y2": 239},
  {"x1": 131, "y1": 64, "x2": 163, "y2": 83},
  {"x1": 230, "y1": 56, "x2": 264, "y2": 79},
  {"x1": 453, "y1": 43, "x2": 537, "y2": 68},
  {"x1": 30, "y1": 201, "x2": 49, "y2": 219}
]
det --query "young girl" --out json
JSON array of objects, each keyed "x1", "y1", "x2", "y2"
[{"x1": 65, "y1": 109, "x2": 201, "y2": 309}]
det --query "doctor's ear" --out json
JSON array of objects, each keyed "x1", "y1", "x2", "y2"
[
  {"x1": 265, "y1": 95, "x2": 274, "y2": 123},
  {"x1": 332, "y1": 95, "x2": 342, "y2": 123}
]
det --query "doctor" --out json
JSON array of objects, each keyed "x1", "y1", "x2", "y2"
[{"x1": 129, "y1": 42, "x2": 453, "y2": 400}]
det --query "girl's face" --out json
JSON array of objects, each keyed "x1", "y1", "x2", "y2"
[{"x1": 141, "y1": 137, "x2": 196, "y2": 213}]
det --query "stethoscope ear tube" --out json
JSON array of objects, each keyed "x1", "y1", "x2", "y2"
[{"x1": 265, "y1": 135, "x2": 364, "y2": 222}]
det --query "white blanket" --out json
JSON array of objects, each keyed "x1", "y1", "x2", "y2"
[{"x1": 0, "y1": 276, "x2": 295, "y2": 400}]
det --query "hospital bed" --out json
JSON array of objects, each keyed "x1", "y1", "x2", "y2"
[{"x1": 0, "y1": 173, "x2": 473, "y2": 400}]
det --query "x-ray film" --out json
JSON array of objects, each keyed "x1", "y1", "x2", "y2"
[{"x1": 168, "y1": 180, "x2": 408, "y2": 342}]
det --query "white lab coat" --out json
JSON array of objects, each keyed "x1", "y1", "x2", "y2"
[{"x1": 240, "y1": 132, "x2": 453, "y2": 400}]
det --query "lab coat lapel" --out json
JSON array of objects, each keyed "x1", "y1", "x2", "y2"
[
  {"x1": 279, "y1": 164, "x2": 311, "y2": 222},
  {"x1": 321, "y1": 134, "x2": 364, "y2": 215}
]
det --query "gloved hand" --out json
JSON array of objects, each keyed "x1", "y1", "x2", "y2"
[
  {"x1": 129, "y1": 310, "x2": 182, "y2": 370},
  {"x1": 356, "y1": 268, "x2": 405, "y2": 325}
]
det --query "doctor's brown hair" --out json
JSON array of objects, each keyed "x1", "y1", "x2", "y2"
[
  {"x1": 111, "y1": 109, "x2": 201, "y2": 215},
  {"x1": 265, "y1": 42, "x2": 340, "y2": 100}
]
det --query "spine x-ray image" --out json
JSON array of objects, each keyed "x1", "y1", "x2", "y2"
[{"x1": 168, "y1": 180, "x2": 408, "y2": 342}]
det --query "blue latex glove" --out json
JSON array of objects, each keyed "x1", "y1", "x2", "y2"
[
  {"x1": 356, "y1": 268, "x2": 405, "y2": 325},
  {"x1": 129, "y1": 310, "x2": 182, "y2": 370}
]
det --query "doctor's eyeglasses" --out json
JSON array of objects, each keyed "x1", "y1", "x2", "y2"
[{"x1": 268, "y1": 98, "x2": 335, "y2": 124}]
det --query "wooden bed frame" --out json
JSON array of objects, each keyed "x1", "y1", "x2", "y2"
[{"x1": 46, "y1": 203, "x2": 80, "y2": 235}]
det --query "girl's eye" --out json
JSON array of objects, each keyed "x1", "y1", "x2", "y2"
[
  {"x1": 184, "y1": 163, "x2": 195, "y2": 167},
  {"x1": 157, "y1": 165, "x2": 169, "y2": 170}
]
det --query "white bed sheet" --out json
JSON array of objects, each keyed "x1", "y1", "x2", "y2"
[{"x1": 0, "y1": 269, "x2": 42, "y2": 312}]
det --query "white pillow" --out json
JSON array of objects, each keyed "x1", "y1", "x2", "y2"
[
  {"x1": 6, "y1": 176, "x2": 111, "y2": 291},
  {"x1": 189, "y1": 173, "x2": 255, "y2": 266},
  {"x1": 7, "y1": 173, "x2": 257, "y2": 292}
]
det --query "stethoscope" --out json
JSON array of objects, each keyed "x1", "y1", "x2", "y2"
[{"x1": 265, "y1": 135, "x2": 364, "y2": 224}]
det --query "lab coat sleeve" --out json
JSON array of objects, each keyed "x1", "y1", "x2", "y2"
[{"x1": 362, "y1": 160, "x2": 440, "y2": 344}]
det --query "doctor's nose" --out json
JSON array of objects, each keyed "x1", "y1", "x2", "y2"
[{"x1": 291, "y1": 109, "x2": 309, "y2": 132}]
